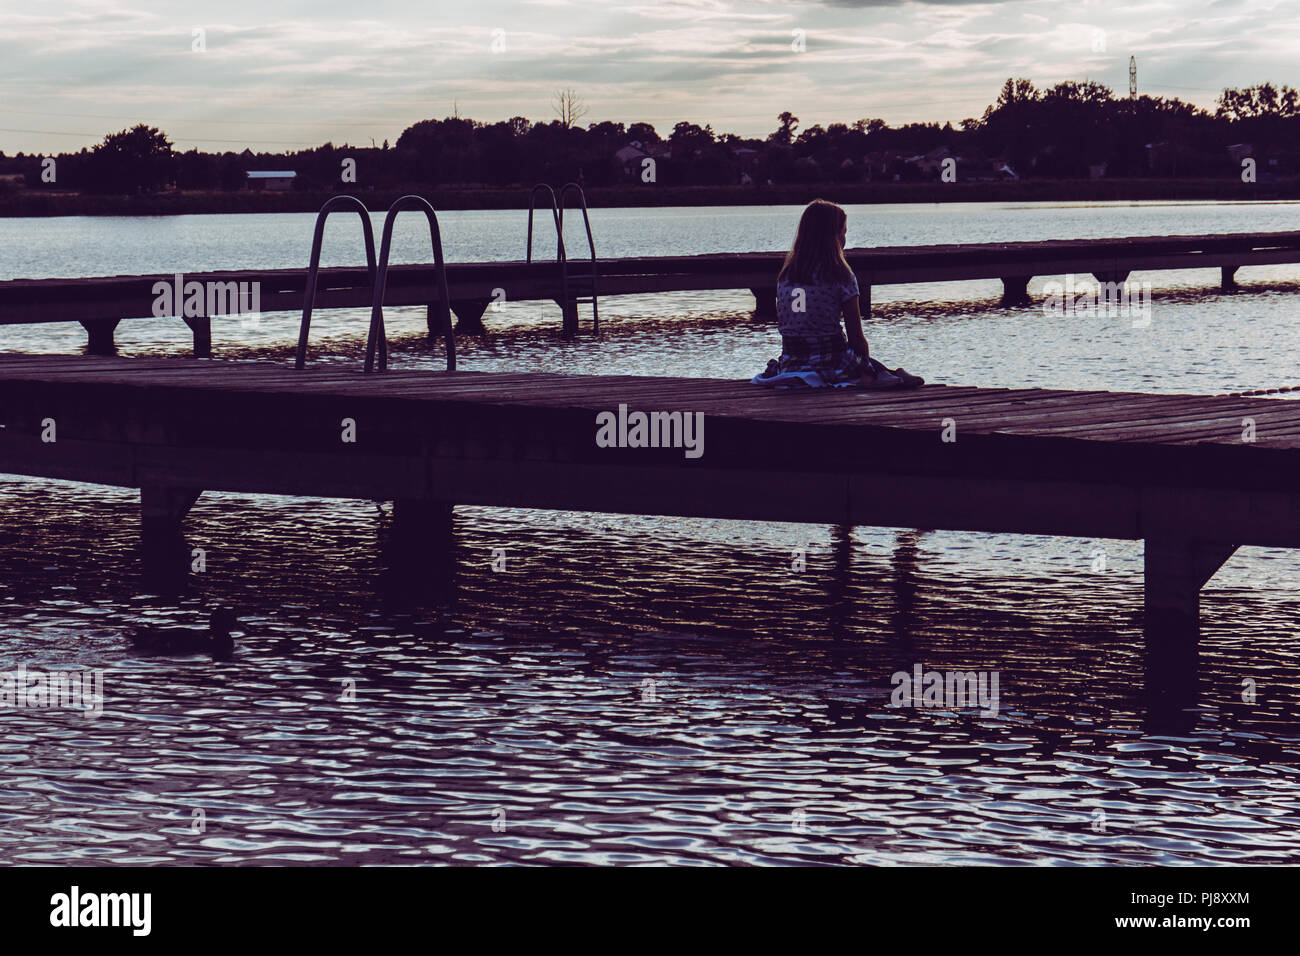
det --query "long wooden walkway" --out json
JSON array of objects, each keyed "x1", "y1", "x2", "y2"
[
  {"x1": 1, "y1": 353, "x2": 1298, "y2": 707},
  {"x1": 2, "y1": 229, "x2": 1298, "y2": 351}
]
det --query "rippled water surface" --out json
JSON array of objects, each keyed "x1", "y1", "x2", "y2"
[{"x1": 2, "y1": 201, "x2": 1300, "y2": 865}]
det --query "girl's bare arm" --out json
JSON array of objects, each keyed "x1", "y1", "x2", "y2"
[{"x1": 842, "y1": 295, "x2": 870, "y2": 359}]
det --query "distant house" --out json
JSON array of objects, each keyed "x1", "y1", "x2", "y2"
[
  {"x1": 246, "y1": 170, "x2": 297, "y2": 191},
  {"x1": 951, "y1": 156, "x2": 1018, "y2": 182},
  {"x1": 614, "y1": 144, "x2": 648, "y2": 180},
  {"x1": 907, "y1": 146, "x2": 955, "y2": 177},
  {"x1": 897, "y1": 146, "x2": 1017, "y2": 183},
  {"x1": 615, "y1": 144, "x2": 647, "y2": 166}
]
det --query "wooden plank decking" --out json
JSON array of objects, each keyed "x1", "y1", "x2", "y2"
[
  {"x1": 0, "y1": 352, "x2": 1294, "y2": 704},
  {"x1": 0, "y1": 353, "x2": 1296, "y2": 539}
]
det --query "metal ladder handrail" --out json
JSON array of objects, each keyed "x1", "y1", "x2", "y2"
[
  {"x1": 558, "y1": 181, "x2": 599, "y2": 333},
  {"x1": 525, "y1": 183, "x2": 565, "y2": 263},
  {"x1": 296, "y1": 195, "x2": 377, "y2": 369},
  {"x1": 367, "y1": 195, "x2": 455, "y2": 372},
  {"x1": 526, "y1": 183, "x2": 571, "y2": 331}
]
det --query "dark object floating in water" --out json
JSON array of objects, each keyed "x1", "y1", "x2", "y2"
[{"x1": 129, "y1": 607, "x2": 237, "y2": 659}]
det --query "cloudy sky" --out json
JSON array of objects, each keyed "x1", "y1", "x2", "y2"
[{"x1": 1, "y1": 0, "x2": 1296, "y2": 154}]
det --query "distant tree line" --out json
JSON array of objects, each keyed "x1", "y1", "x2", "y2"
[{"x1": 2, "y1": 80, "x2": 1298, "y2": 195}]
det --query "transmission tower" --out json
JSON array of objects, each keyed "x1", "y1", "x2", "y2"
[{"x1": 1129, "y1": 56, "x2": 1137, "y2": 99}]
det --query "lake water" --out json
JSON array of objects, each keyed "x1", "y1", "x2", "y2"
[{"x1": 2, "y1": 201, "x2": 1300, "y2": 865}]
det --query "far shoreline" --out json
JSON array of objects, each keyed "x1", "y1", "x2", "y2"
[{"x1": 0, "y1": 178, "x2": 1293, "y2": 218}]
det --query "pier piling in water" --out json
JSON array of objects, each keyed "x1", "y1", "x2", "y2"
[
  {"x1": 79, "y1": 318, "x2": 120, "y2": 355},
  {"x1": 1142, "y1": 538, "x2": 1238, "y2": 708},
  {"x1": 391, "y1": 499, "x2": 454, "y2": 551},
  {"x1": 386, "y1": 499, "x2": 456, "y2": 592},
  {"x1": 140, "y1": 486, "x2": 202, "y2": 579},
  {"x1": 449, "y1": 299, "x2": 491, "y2": 336},
  {"x1": 559, "y1": 298, "x2": 580, "y2": 333},
  {"x1": 184, "y1": 315, "x2": 212, "y2": 358},
  {"x1": 750, "y1": 287, "x2": 777, "y2": 318},
  {"x1": 999, "y1": 275, "x2": 1032, "y2": 306}
]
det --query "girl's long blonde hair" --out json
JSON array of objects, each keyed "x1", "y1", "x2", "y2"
[{"x1": 777, "y1": 199, "x2": 853, "y2": 286}]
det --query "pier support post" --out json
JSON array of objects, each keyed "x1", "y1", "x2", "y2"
[
  {"x1": 385, "y1": 499, "x2": 456, "y2": 595},
  {"x1": 999, "y1": 276, "x2": 1032, "y2": 307},
  {"x1": 1092, "y1": 271, "x2": 1132, "y2": 312},
  {"x1": 183, "y1": 315, "x2": 212, "y2": 358},
  {"x1": 1221, "y1": 266, "x2": 1240, "y2": 292},
  {"x1": 391, "y1": 499, "x2": 453, "y2": 548},
  {"x1": 558, "y1": 298, "x2": 579, "y2": 334},
  {"x1": 140, "y1": 486, "x2": 202, "y2": 580},
  {"x1": 448, "y1": 299, "x2": 490, "y2": 336},
  {"x1": 80, "y1": 318, "x2": 120, "y2": 355},
  {"x1": 750, "y1": 288, "x2": 778, "y2": 319},
  {"x1": 390, "y1": 500, "x2": 454, "y2": 565},
  {"x1": 1143, "y1": 538, "x2": 1236, "y2": 710}
]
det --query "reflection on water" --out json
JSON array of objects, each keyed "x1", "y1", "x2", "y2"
[
  {"x1": 1, "y1": 202, "x2": 1300, "y2": 865},
  {"x1": 1, "y1": 477, "x2": 1298, "y2": 865}
]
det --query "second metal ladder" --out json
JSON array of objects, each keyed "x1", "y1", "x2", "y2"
[{"x1": 526, "y1": 182, "x2": 598, "y2": 334}]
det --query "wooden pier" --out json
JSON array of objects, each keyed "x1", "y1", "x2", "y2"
[
  {"x1": 2, "y1": 229, "x2": 1299, "y2": 351},
  {"x1": 2, "y1": 352, "x2": 1298, "y2": 708}
]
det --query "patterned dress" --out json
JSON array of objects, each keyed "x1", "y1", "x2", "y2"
[{"x1": 759, "y1": 269, "x2": 868, "y2": 384}]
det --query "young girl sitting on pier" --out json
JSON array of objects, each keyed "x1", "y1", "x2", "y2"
[{"x1": 753, "y1": 199, "x2": 923, "y2": 389}]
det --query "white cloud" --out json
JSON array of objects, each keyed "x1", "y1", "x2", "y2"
[{"x1": 0, "y1": 0, "x2": 1293, "y2": 152}]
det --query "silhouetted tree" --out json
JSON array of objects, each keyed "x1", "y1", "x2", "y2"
[
  {"x1": 85, "y1": 125, "x2": 173, "y2": 193},
  {"x1": 769, "y1": 112, "x2": 799, "y2": 146},
  {"x1": 10, "y1": 77, "x2": 1300, "y2": 198},
  {"x1": 553, "y1": 89, "x2": 588, "y2": 129}
]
